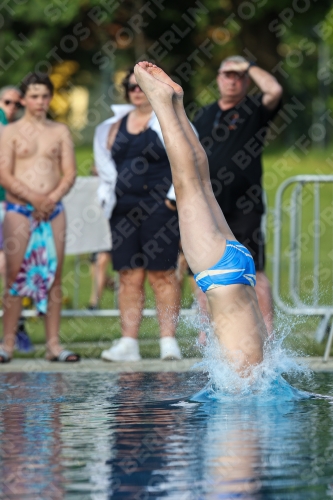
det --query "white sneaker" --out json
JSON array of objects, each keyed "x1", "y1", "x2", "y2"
[
  {"x1": 160, "y1": 337, "x2": 182, "y2": 360},
  {"x1": 101, "y1": 337, "x2": 141, "y2": 362}
]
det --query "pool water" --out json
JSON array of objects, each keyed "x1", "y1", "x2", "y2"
[{"x1": 0, "y1": 371, "x2": 333, "y2": 499}]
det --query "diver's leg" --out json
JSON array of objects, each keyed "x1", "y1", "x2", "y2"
[
  {"x1": 140, "y1": 62, "x2": 234, "y2": 238},
  {"x1": 134, "y1": 62, "x2": 228, "y2": 274}
]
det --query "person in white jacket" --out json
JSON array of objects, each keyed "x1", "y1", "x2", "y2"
[{"x1": 94, "y1": 68, "x2": 182, "y2": 361}]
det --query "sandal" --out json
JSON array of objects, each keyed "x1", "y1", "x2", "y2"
[
  {"x1": 0, "y1": 347, "x2": 11, "y2": 363},
  {"x1": 48, "y1": 350, "x2": 80, "y2": 362}
]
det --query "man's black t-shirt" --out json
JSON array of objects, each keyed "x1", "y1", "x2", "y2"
[{"x1": 193, "y1": 94, "x2": 280, "y2": 215}]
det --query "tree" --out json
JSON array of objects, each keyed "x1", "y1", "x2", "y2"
[{"x1": 1, "y1": 0, "x2": 332, "y2": 142}]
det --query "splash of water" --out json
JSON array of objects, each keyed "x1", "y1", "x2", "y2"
[{"x1": 185, "y1": 305, "x2": 313, "y2": 402}]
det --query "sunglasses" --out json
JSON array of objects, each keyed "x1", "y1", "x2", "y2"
[
  {"x1": 3, "y1": 99, "x2": 22, "y2": 109},
  {"x1": 126, "y1": 83, "x2": 142, "y2": 92}
]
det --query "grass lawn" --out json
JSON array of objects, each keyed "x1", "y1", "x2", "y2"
[{"x1": 5, "y1": 144, "x2": 333, "y2": 359}]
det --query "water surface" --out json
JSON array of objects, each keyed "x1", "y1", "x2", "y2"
[{"x1": 0, "y1": 371, "x2": 333, "y2": 499}]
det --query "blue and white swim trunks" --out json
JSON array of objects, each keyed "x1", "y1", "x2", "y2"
[{"x1": 194, "y1": 240, "x2": 256, "y2": 293}]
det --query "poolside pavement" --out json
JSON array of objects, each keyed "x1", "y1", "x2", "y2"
[{"x1": 0, "y1": 357, "x2": 332, "y2": 372}]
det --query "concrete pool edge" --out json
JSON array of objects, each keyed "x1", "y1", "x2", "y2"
[{"x1": 0, "y1": 357, "x2": 332, "y2": 372}]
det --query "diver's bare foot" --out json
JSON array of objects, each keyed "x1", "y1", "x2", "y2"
[
  {"x1": 134, "y1": 62, "x2": 174, "y2": 103},
  {"x1": 138, "y1": 61, "x2": 184, "y2": 98}
]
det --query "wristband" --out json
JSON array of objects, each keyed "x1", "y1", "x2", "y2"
[{"x1": 247, "y1": 61, "x2": 257, "y2": 71}]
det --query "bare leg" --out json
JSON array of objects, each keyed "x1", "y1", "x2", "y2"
[
  {"x1": 0, "y1": 251, "x2": 5, "y2": 281},
  {"x1": 118, "y1": 268, "x2": 145, "y2": 338},
  {"x1": 1, "y1": 212, "x2": 29, "y2": 357},
  {"x1": 140, "y1": 63, "x2": 232, "y2": 238},
  {"x1": 255, "y1": 271, "x2": 274, "y2": 336},
  {"x1": 134, "y1": 63, "x2": 230, "y2": 275},
  {"x1": 89, "y1": 252, "x2": 111, "y2": 307},
  {"x1": 89, "y1": 258, "x2": 98, "y2": 307},
  {"x1": 175, "y1": 250, "x2": 188, "y2": 288},
  {"x1": 147, "y1": 270, "x2": 180, "y2": 338},
  {"x1": 45, "y1": 211, "x2": 68, "y2": 358},
  {"x1": 189, "y1": 276, "x2": 210, "y2": 344},
  {"x1": 96, "y1": 252, "x2": 111, "y2": 297}
]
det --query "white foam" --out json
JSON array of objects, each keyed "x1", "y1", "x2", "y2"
[{"x1": 185, "y1": 306, "x2": 312, "y2": 401}]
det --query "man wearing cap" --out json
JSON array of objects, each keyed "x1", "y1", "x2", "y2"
[{"x1": 192, "y1": 55, "x2": 283, "y2": 338}]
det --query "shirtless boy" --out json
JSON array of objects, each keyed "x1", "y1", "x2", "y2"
[
  {"x1": 134, "y1": 62, "x2": 267, "y2": 372},
  {"x1": 0, "y1": 72, "x2": 79, "y2": 362}
]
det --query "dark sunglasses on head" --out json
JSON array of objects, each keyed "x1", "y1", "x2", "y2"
[
  {"x1": 126, "y1": 83, "x2": 142, "y2": 92},
  {"x1": 3, "y1": 100, "x2": 22, "y2": 109}
]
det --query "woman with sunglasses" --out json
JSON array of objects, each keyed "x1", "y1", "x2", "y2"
[{"x1": 94, "y1": 68, "x2": 183, "y2": 362}]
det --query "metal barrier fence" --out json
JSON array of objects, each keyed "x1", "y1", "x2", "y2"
[{"x1": 273, "y1": 175, "x2": 333, "y2": 361}]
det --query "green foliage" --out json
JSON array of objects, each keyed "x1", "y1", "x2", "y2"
[
  {"x1": 2, "y1": 1, "x2": 333, "y2": 102},
  {"x1": 0, "y1": 0, "x2": 109, "y2": 85},
  {"x1": 1, "y1": 2, "x2": 333, "y2": 138}
]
